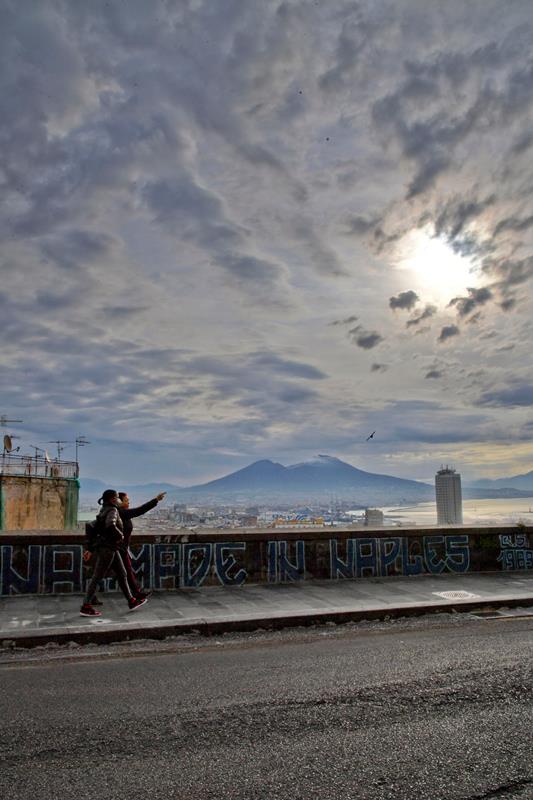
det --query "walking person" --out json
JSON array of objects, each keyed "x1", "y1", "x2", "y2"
[
  {"x1": 118, "y1": 490, "x2": 167, "y2": 599},
  {"x1": 80, "y1": 489, "x2": 147, "y2": 617}
]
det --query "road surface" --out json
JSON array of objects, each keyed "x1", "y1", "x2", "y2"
[{"x1": 0, "y1": 614, "x2": 531, "y2": 799}]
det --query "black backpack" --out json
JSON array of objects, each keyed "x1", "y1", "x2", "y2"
[{"x1": 84, "y1": 517, "x2": 104, "y2": 552}]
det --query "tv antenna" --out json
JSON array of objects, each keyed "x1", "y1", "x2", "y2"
[
  {"x1": 75, "y1": 435, "x2": 90, "y2": 463},
  {"x1": 0, "y1": 416, "x2": 23, "y2": 427},
  {"x1": 47, "y1": 440, "x2": 69, "y2": 460},
  {"x1": 29, "y1": 445, "x2": 45, "y2": 458}
]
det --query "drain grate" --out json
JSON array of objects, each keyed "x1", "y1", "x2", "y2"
[{"x1": 433, "y1": 590, "x2": 480, "y2": 600}]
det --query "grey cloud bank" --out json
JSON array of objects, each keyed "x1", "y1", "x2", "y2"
[{"x1": 1, "y1": 0, "x2": 533, "y2": 485}]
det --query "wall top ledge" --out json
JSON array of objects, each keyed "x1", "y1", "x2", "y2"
[{"x1": 0, "y1": 524, "x2": 530, "y2": 546}]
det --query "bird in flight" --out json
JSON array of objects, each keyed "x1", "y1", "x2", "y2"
[{"x1": 366, "y1": 431, "x2": 376, "y2": 441}]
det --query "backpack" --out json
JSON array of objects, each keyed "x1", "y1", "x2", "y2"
[
  {"x1": 84, "y1": 519, "x2": 102, "y2": 552},
  {"x1": 84, "y1": 508, "x2": 122, "y2": 551}
]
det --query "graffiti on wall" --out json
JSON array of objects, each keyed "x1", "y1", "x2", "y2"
[
  {"x1": 0, "y1": 532, "x2": 527, "y2": 595},
  {"x1": 497, "y1": 533, "x2": 533, "y2": 570},
  {"x1": 330, "y1": 534, "x2": 470, "y2": 578},
  {"x1": 0, "y1": 542, "x2": 250, "y2": 595}
]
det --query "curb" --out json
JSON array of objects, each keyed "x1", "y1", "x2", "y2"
[{"x1": 2, "y1": 595, "x2": 533, "y2": 649}]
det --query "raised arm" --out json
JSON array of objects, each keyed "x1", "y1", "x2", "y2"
[{"x1": 121, "y1": 497, "x2": 158, "y2": 520}]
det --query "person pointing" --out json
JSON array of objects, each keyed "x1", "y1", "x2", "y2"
[{"x1": 118, "y1": 491, "x2": 167, "y2": 600}]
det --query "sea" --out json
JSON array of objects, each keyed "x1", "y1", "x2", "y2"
[{"x1": 379, "y1": 497, "x2": 533, "y2": 527}]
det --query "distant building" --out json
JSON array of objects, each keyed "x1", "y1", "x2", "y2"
[
  {"x1": 435, "y1": 466, "x2": 463, "y2": 525},
  {"x1": 272, "y1": 516, "x2": 324, "y2": 528},
  {"x1": 364, "y1": 508, "x2": 384, "y2": 527}
]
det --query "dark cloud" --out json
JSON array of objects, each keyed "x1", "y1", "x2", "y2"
[
  {"x1": 448, "y1": 286, "x2": 493, "y2": 317},
  {"x1": 344, "y1": 214, "x2": 379, "y2": 236},
  {"x1": 277, "y1": 385, "x2": 318, "y2": 403},
  {"x1": 438, "y1": 325, "x2": 460, "y2": 343},
  {"x1": 318, "y1": 12, "x2": 374, "y2": 93},
  {"x1": 40, "y1": 230, "x2": 117, "y2": 272},
  {"x1": 484, "y1": 255, "x2": 533, "y2": 290},
  {"x1": 500, "y1": 297, "x2": 517, "y2": 311},
  {"x1": 389, "y1": 290, "x2": 419, "y2": 311},
  {"x1": 478, "y1": 384, "x2": 533, "y2": 408},
  {"x1": 291, "y1": 217, "x2": 347, "y2": 276},
  {"x1": 493, "y1": 212, "x2": 533, "y2": 237},
  {"x1": 371, "y1": 363, "x2": 388, "y2": 373},
  {"x1": 329, "y1": 315, "x2": 358, "y2": 326},
  {"x1": 348, "y1": 325, "x2": 384, "y2": 350},
  {"x1": 434, "y1": 195, "x2": 496, "y2": 240},
  {"x1": 372, "y1": 35, "x2": 533, "y2": 200},
  {"x1": 101, "y1": 305, "x2": 150, "y2": 319},
  {"x1": 425, "y1": 370, "x2": 443, "y2": 379},
  {"x1": 250, "y1": 352, "x2": 327, "y2": 380},
  {"x1": 406, "y1": 305, "x2": 437, "y2": 328}
]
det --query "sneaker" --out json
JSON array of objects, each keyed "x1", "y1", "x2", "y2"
[
  {"x1": 128, "y1": 596, "x2": 148, "y2": 612},
  {"x1": 137, "y1": 589, "x2": 153, "y2": 601},
  {"x1": 80, "y1": 603, "x2": 102, "y2": 617}
]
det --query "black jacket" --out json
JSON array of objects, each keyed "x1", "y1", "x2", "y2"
[
  {"x1": 119, "y1": 498, "x2": 158, "y2": 546},
  {"x1": 94, "y1": 504, "x2": 124, "y2": 549}
]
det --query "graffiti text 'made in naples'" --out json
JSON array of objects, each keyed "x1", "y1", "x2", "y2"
[{"x1": 0, "y1": 532, "x2": 531, "y2": 595}]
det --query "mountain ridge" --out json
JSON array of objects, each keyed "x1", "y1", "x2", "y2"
[{"x1": 79, "y1": 456, "x2": 533, "y2": 503}]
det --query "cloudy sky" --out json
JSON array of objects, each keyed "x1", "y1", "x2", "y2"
[{"x1": 2, "y1": 0, "x2": 533, "y2": 486}]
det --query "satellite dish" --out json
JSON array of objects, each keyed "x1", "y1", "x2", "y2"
[{"x1": 3, "y1": 435, "x2": 12, "y2": 453}]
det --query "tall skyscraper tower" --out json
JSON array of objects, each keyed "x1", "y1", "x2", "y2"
[{"x1": 435, "y1": 466, "x2": 463, "y2": 525}]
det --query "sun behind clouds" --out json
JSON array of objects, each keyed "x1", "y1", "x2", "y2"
[{"x1": 395, "y1": 228, "x2": 480, "y2": 305}]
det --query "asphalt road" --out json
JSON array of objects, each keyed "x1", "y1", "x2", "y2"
[{"x1": 0, "y1": 615, "x2": 532, "y2": 800}]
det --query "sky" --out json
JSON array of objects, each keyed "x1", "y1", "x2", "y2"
[{"x1": 2, "y1": 0, "x2": 533, "y2": 487}]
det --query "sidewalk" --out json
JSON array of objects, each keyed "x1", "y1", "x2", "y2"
[{"x1": 1, "y1": 572, "x2": 532, "y2": 648}]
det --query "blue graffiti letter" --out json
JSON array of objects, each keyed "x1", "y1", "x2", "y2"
[
  {"x1": 154, "y1": 544, "x2": 180, "y2": 589},
  {"x1": 214, "y1": 543, "x2": 247, "y2": 586},
  {"x1": 44, "y1": 545, "x2": 83, "y2": 593},
  {"x1": 279, "y1": 540, "x2": 305, "y2": 582},
  {"x1": 379, "y1": 538, "x2": 401, "y2": 577},
  {"x1": 1, "y1": 546, "x2": 42, "y2": 595},
  {"x1": 444, "y1": 535, "x2": 470, "y2": 573},
  {"x1": 183, "y1": 543, "x2": 212, "y2": 588},
  {"x1": 355, "y1": 538, "x2": 378, "y2": 578},
  {"x1": 424, "y1": 536, "x2": 446, "y2": 574},
  {"x1": 402, "y1": 538, "x2": 424, "y2": 575},
  {"x1": 330, "y1": 539, "x2": 355, "y2": 579}
]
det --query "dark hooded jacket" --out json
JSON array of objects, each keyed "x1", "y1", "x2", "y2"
[{"x1": 94, "y1": 503, "x2": 124, "y2": 549}]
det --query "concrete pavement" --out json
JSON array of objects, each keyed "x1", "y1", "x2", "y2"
[{"x1": 1, "y1": 571, "x2": 532, "y2": 648}]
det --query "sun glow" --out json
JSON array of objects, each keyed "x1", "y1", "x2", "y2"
[{"x1": 396, "y1": 228, "x2": 478, "y2": 304}]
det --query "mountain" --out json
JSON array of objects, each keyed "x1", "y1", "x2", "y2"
[
  {"x1": 79, "y1": 478, "x2": 107, "y2": 496},
  {"x1": 79, "y1": 478, "x2": 180, "y2": 500},
  {"x1": 468, "y1": 470, "x2": 533, "y2": 492},
  {"x1": 181, "y1": 454, "x2": 434, "y2": 504}
]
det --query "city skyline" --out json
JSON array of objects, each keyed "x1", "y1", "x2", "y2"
[{"x1": 2, "y1": 1, "x2": 533, "y2": 486}]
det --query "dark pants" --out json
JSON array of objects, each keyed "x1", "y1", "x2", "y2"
[
  {"x1": 120, "y1": 546, "x2": 142, "y2": 595},
  {"x1": 84, "y1": 546, "x2": 133, "y2": 605}
]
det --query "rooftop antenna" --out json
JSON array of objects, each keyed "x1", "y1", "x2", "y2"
[
  {"x1": 29, "y1": 445, "x2": 45, "y2": 458},
  {"x1": 75, "y1": 435, "x2": 90, "y2": 463},
  {"x1": 0, "y1": 416, "x2": 23, "y2": 427},
  {"x1": 3, "y1": 434, "x2": 21, "y2": 455},
  {"x1": 47, "y1": 440, "x2": 69, "y2": 460},
  {"x1": 29, "y1": 445, "x2": 45, "y2": 471}
]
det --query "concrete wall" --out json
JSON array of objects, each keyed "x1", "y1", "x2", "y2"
[
  {"x1": 0, "y1": 525, "x2": 531, "y2": 595},
  {"x1": 0, "y1": 476, "x2": 79, "y2": 531}
]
